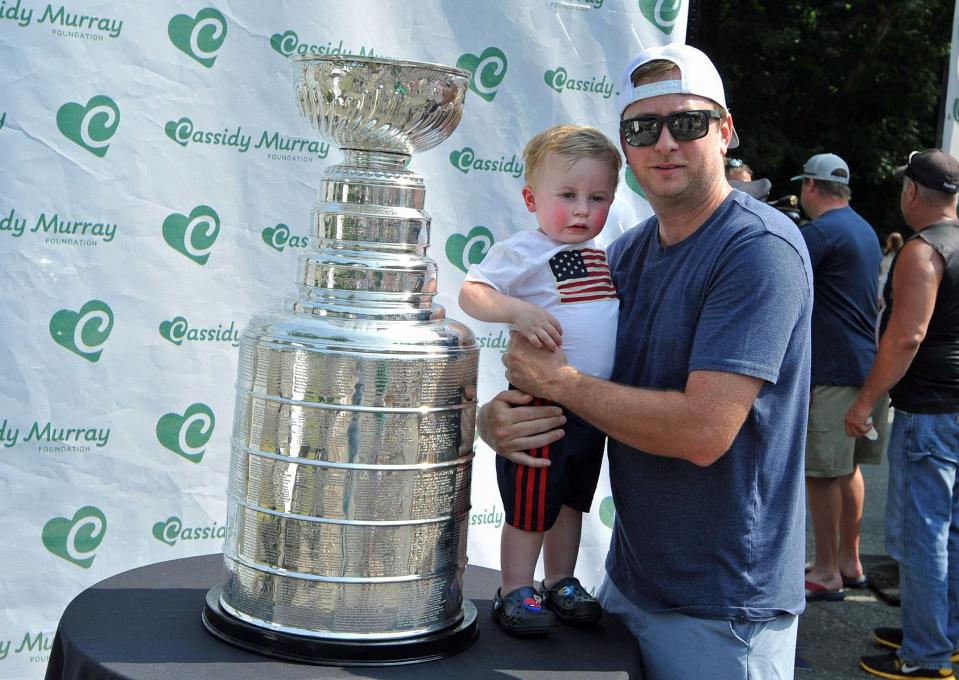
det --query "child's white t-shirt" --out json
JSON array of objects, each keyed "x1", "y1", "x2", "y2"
[{"x1": 464, "y1": 230, "x2": 619, "y2": 379}]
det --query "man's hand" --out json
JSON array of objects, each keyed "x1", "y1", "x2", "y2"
[
  {"x1": 476, "y1": 389, "x2": 566, "y2": 467},
  {"x1": 502, "y1": 332, "x2": 571, "y2": 400},
  {"x1": 513, "y1": 302, "x2": 563, "y2": 351},
  {"x1": 844, "y1": 397, "x2": 875, "y2": 438}
]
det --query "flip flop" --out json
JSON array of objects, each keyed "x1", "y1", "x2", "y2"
[
  {"x1": 804, "y1": 565, "x2": 869, "y2": 589},
  {"x1": 842, "y1": 573, "x2": 869, "y2": 589},
  {"x1": 805, "y1": 579, "x2": 845, "y2": 602}
]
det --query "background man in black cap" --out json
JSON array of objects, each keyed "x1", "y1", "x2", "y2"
[
  {"x1": 792, "y1": 152, "x2": 888, "y2": 604},
  {"x1": 846, "y1": 149, "x2": 959, "y2": 680}
]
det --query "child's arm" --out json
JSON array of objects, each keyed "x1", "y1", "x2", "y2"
[{"x1": 459, "y1": 281, "x2": 563, "y2": 351}]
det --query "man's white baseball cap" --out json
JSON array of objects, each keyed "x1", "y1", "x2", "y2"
[
  {"x1": 790, "y1": 153, "x2": 850, "y2": 185},
  {"x1": 617, "y1": 43, "x2": 739, "y2": 149}
]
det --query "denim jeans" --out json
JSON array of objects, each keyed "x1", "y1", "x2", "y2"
[
  {"x1": 885, "y1": 409, "x2": 959, "y2": 670},
  {"x1": 597, "y1": 575, "x2": 798, "y2": 680}
]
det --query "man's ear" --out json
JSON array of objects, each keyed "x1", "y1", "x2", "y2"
[
  {"x1": 522, "y1": 185, "x2": 537, "y2": 213},
  {"x1": 902, "y1": 179, "x2": 916, "y2": 205},
  {"x1": 718, "y1": 113, "x2": 733, "y2": 154}
]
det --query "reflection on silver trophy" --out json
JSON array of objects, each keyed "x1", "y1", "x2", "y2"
[{"x1": 203, "y1": 55, "x2": 479, "y2": 664}]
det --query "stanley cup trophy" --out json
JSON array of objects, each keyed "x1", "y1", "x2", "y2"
[{"x1": 202, "y1": 55, "x2": 480, "y2": 665}]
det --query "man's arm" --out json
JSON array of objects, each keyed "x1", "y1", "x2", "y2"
[
  {"x1": 844, "y1": 239, "x2": 944, "y2": 436},
  {"x1": 504, "y1": 334, "x2": 763, "y2": 467}
]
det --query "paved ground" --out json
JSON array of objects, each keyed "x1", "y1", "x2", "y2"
[{"x1": 797, "y1": 448, "x2": 903, "y2": 677}]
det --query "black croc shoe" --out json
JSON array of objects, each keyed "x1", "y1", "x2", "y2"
[
  {"x1": 540, "y1": 577, "x2": 603, "y2": 624},
  {"x1": 492, "y1": 586, "x2": 557, "y2": 636}
]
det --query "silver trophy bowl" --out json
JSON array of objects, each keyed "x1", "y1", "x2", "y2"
[
  {"x1": 294, "y1": 55, "x2": 467, "y2": 154},
  {"x1": 203, "y1": 55, "x2": 479, "y2": 665}
]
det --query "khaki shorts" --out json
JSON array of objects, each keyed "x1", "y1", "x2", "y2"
[{"x1": 805, "y1": 385, "x2": 890, "y2": 478}]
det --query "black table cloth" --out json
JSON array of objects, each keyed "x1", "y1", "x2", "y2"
[{"x1": 45, "y1": 553, "x2": 642, "y2": 679}]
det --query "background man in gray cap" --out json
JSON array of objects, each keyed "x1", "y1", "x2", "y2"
[
  {"x1": 847, "y1": 149, "x2": 959, "y2": 680},
  {"x1": 792, "y1": 153, "x2": 888, "y2": 603},
  {"x1": 479, "y1": 43, "x2": 812, "y2": 679}
]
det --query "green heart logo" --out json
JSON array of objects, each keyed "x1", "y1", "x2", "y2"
[
  {"x1": 164, "y1": 117, "x2": 193, "y2": 147},
  {"x1": 168, "y1": 8, "x2": 227, "y2": 67},
  {"x1": 42, "y1": 506, "x2": 107, "y2": 568},
  {"x1": 638, "y1": 0, "x2": 681, "y2": 34},
  {"x1": 162, "y1": 205, "x2": 220, "y2": 265},
  {"x1": 449, "y1": 147, "x2": 475, "y2": 174},
  {"x1": 625, "y1": 167, "x2": 647, "y2": 198},
  {"x1": 446, "y1": 226, "x2": 494, "y2": 273},
  {"x1": 270, "y1": 30, "x2": 298, "y2": 56},
  {"x1": 49, "y1": 299, "x2": 114, "y2": 362},
  {"x1": 156, "y1": 402, "x2": 215, "y2": 463},
  {"x1": 599, "y1": 496, "x2": 616, "y2": 529},
  {"x1": 544, "y1": 67, "x2": 566, "y2": 93},
  {"x1": 159, "y1": 316, "x2": 189, "y2": 345},
  {"x1": 456, "y1": 47, "x2": 508, "y2": 102},
  {"x1": 56, "y1": 95, "x2": 120, "y2": 157},
  {"x1": 152, "y1": 516, "x2": 182, "y2": 546},
  {"x1": 261, "y1": 223, "x2": 290, "y2": 252}
]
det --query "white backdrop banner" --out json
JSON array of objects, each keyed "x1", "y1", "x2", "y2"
[
  {"x1": 0, "y1": 2, "x2": 685, "y2": 676},
  {"x1": 942, "y1": 0, "x2": 959, "y2": 155}
]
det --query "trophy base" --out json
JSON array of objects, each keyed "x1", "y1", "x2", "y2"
[{"x1": 201, "y1": 584, "x2": 479, "y2": 666}]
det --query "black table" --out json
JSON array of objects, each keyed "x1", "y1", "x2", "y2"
[{"x1": 45, "y1": 553, "x2": 642, "y2": 679}]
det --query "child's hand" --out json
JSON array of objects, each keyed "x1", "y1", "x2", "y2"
[{"x1": 513, "y1": 303, "x2": 563, "y2": 351}]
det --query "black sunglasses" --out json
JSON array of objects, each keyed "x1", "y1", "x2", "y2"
[{"x1": 620, "y1": 109, "x2": 721, "y2": 147}]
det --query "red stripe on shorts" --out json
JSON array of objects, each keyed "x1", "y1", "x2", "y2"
[{"x1": 537, "y1": 441, "x2": 550, "y2": 532}]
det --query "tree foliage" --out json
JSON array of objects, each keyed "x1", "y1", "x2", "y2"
[{"x1": 698, "y1": 0, "x2": 955, "y2": 237}]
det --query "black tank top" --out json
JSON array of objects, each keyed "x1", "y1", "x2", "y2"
[{"x1": 882, "y1": 220, "x2": 959, "y2": 412}]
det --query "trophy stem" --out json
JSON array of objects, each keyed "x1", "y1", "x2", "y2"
[{"x1": 342, "y1": 149, "x2": 410, "y2": 170}]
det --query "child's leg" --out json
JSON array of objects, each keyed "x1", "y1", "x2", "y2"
[
  {"x1": 500, "y1": 522, "x2": 545, "y2": 594},
  {"x1": 542, "y1": 504, "x2": 582, "y2": 588}
]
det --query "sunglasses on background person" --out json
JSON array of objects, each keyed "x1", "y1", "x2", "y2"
[{"x1": 620, "y1": 109, "x2": 721, "y2": 148}]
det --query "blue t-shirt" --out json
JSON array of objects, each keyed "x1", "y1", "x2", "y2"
[
  {"x1": 800, "y1": 206, "x2": 882, "y2": 385},
  {"x1": 604, "y1": 190, "x2": 811, "y2": 620}
]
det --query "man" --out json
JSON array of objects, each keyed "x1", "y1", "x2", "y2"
[
  {"x1": 479, "y1": 43, "x2": 812, "y2": 679},
  {"x1": 846, "y1": 149, "x2": 959, "y2": 680},
  {"x1": 792, "y1": 153, "x2": 887, "y2": 602},
  {"x1": 726, "y1": 157, "x2": 753, "y2": 181},
  {"x1": 726, "y1": 157, "x2": 772, "y2": 201}
]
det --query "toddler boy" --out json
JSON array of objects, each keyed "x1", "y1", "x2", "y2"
[{"x1": 459, "y1": 124, "x2": 621, "y2": 635}]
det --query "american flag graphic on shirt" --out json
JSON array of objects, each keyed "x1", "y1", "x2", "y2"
[{"x1": 548, "y1": 248, "x2": 617, "y2": 303}]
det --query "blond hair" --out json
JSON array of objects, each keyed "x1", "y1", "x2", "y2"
[
  {"x1": 630, "y1": 59, "x2": 680, "y2": 86},
  {"x1": 523, "y1": 124, "x2": 622, "y2": 185}
]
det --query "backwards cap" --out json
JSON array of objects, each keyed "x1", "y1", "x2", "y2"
[
  {"x1": 617, "y1": 43, "x2": 739, "y2": 149},
  {"x1": 894, "y1": 149, "x2": 959, "y2": 194}
]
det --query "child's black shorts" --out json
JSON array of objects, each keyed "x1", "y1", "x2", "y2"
[{"x1": 496, "y1": 395, "x2": 605, "y2": 532}]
